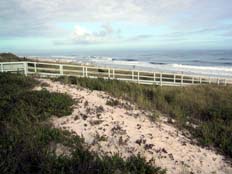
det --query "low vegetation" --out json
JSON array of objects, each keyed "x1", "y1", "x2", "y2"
[
  {"x1": 106, "y1": 98, "x2": 120, "y2": 107},
  {"x1": 57, "y1": 76, "x2": 232, "y2": 158},
  {"x1": 0, "y1": 73, "x2": 165, "y2": 174},
  {"x1": 0, "y1": 53, "x2": 28, "y2": 62}
]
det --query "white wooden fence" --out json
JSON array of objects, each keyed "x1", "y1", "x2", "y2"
[{"x1": 0, "y1": 61, "x2": 232, "y2": 86}]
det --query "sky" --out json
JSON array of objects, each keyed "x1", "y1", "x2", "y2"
[{"x1": 0, "y1": 0, "x2": 232, "y2": 54}]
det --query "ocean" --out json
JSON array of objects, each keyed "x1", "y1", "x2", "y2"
[{"x1": 27, "y1": 50, "x2": 232, "y2": 78}]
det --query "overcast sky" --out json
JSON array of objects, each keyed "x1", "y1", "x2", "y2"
[{"x1": 0, "y1": 0, "x2": 232, "y2": 54}]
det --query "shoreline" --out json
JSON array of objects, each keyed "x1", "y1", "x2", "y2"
[{"x1": 26, "y1": 56, "x2": 232, "y2": 79}]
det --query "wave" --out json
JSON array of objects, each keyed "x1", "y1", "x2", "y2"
[
  {"x1": 89, "y1": 56, "x2": 113, "y2": 61},
  {"x1": 172, "y1": 64, "x2": 232, "y2": 72},
  {"x1": 121, "y1": 58, "x2": 138, "y2": 62},
  {"x1": 150, "y1": 62, "x2": 167, "y2": 65},
  {"x1": 190, "y1": 60, "x2": 232, "y2": 66},
  {"x1": 90, "y1": 59, "x2": 232, "y2": 78},
  {"x1": 217, "y1": 57, "x2": 232, "y2": 61},
  {"x1": 91, "y1": 58, "x2": 232, "y2": 72},
  {"x1": 221, "y1": 62, "x2": 232, "y2": 66},
  {"x1": 191, "y1": 60, "x2": 212, "y2": 63},
  {"x1": 50, "y1": 55, "x2": 77, "y2": 59},
  {"x1": 27, "y1": 54, "x2": 232, "y2": 78}
]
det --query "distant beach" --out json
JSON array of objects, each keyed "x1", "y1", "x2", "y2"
[{"x1": 25, "y1": 50, "x2": 232, "y2": 78}]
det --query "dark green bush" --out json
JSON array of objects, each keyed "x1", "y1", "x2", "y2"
[
  {"x1": 106, "y1": 99, "x2": 120, "y2": 106},
  {"x1": 0, "y1": 53, "x2": 27, "y2": 62},
  {"x1": 0, "y1": 73, "x2": 37, "y2": 96}
]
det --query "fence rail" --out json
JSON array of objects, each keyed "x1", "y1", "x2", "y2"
[{"x1": 1, "y1": 61, "x2": 232, "y2": 86}]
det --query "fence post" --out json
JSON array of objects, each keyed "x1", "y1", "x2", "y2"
[
  {"x1": 192, "y1": 77, "x2": 194, "y2": 84},
  {"x1": 225, "y1": 79, "x2": 227, "y2": 86},
  {"x1": 113, "y1": 69, "x2": 115, "y2": 79},
  {"x1": 59, "y1": 65, "x2": 63, "y2": 75},
  {"x1": 174, "y1": 74, "x2": 176, "y2": 83},
  {"x1": 154, "y1": 72, "x2": 156, "y2": 83},
  {"x1": 132, "y1": 71, "x2": 134, "y2": 81},
  {"x1": 160, "y1": 73, "x2": 162, "y2": 86},
  {"x1": 82, "y1": 66, "x2": 85, "y2": 77},
  {"x1": 108, "y1": 68, "x2": 110, "y2": 79},
  {"x1": 200, "y1": 77, "x2": 202, "y2": 84},
  {"x1": 137, "y1": 71, "x2": 140, "y2": 83},
  {"x1": 34, "y1": 62, "x2": 37, "y2": 73},
  {"x1": 86, "y1": 67, "x2": 88, "y2": 77},
  {"x1": 181, "y1": 75, "x2": 183, "y2": 86},
  {"x1": 217, "y1": 79, "x2": 220, "y2": 85},
  {"x1": 1, "y1": 63, "x2": 3, "y2": 72},
  {"x1": 24, "y1": 62, "x2": 28, "y2": 76}
]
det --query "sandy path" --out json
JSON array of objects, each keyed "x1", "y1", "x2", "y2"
[{"x1": 35, "y1": 78, "x2": 232, "y2": 174}]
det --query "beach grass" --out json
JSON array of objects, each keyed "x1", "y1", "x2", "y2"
[
  {"x1": 57, "y1": 76, "x2": 232, "y2": 158},
  {"x1": 0, "y1": 53, "x2": 28, "y2": 62},
  {"x1": 0, "y1": 73, "x2": 165, "y2": 174}
]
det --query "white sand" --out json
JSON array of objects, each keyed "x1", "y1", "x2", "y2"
[{"x1": 35, "y1": 79, "x2": 232, "y2": 174}]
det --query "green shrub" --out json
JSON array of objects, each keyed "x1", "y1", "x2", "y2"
[
  {"x1": 0, "y1": 53, "x2": 27, "y2": 62},
  {"x1": 106, "y1": 99, "x2": 120, "y2": 106}
]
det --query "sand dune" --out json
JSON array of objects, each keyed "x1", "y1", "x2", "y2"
[{"x1": 35, "y1": 79, "x2": 232, "y2": 174}]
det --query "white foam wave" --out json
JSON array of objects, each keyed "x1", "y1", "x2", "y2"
[
  {"x1": 26, "y1": 55, "x2": 232, "y2": 78},
  {"x1": 172, "y1": 64, "x2": 232, "y2": 72},
  {"x1": 89, "y1": 56, "x2": 113, "y2": 61},
  {"x1": 87, "y1": 58, "x2": 232, "y2": 78}
]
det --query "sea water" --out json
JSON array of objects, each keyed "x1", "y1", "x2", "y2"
[{"x1": 27, "y1": 50, "x2": 232, "y2": 78}]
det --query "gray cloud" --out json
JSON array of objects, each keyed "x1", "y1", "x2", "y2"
[
  {"x1": 1, "y1": 0, "x2": 232, "y2": 39},
  {"x1": 153, "y1": 25, "x2": 232, "y2": 40},
  {"x1": 126, "y1": 34, "x2": 153, "y2": 42},
  {"x1": 54, "y1": 24, "x2": 122, "y2": 45}
]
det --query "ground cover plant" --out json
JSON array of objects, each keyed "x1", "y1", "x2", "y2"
[
  {"x1": 0, "y1": 53, "x2": 28, "y2": 62},
  {"x1": 0, "y1": 73, "x2": 165, "y2": 174}
]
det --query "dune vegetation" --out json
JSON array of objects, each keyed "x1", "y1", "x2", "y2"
[
  {"x1": 0, "y1": 53, "x2": 28, "y2": 62},
  {"x1": 0, "y1": 73, "x2": 165, "y2": 174},
  {"x1": 57, "y1": 76, "x2": 232, "y2": 159}
]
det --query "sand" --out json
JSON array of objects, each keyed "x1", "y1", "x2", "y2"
[{"x1": 35, "y1": 78, "x2": 232, "y2": 174}]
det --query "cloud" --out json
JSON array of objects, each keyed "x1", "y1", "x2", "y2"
[
  {"x1": 150, "y1": 24, "x2": 232, "y2": 40},
  {"x1": 1, "y1": 0, "x2": 232, "y2": 45},
  {"x1": 126, "y1": 34, "x2": 153, "y2": 42},
  {"x1": 54, "y1": 24, "x2": 121, "y2": 45},
  {"x1": 54, "y1": 24, "x2": 155, "y2": 45}
]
